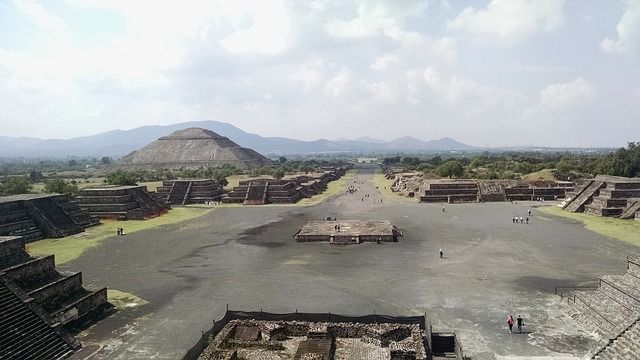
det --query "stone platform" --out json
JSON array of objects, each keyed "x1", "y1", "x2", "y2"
[
  {"x1": 0, "y1": 194, "x2": 98, "y2": 243},
  {"x1": 156, "y1": 179, "x2": 224, "y2": 205},
  {"x1": 563, "y1": 175, "x2": 640, "y2": 219},
  {"x1": 0, "y1": 235, "x2": 110, "y2": 358},
  {"x1": 223, "y1": 168, "x2": 346, "y2": 205},
  {"x1": 0, "y1": 236, "x2": 109, "y2": 326},
  {"x1": 76, "y1": 185, "x2": 168, "y2": 220},
  {"x1": 294, "y1": 220, "x2": 403, "y2": 244},
  {"x1": 191, "y1": 311, "x2": 467, "y2": 360}
]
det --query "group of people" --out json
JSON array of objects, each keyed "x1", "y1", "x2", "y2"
[
  {"x1": 506, "y1": 315, "x2": 525, "y2": 333},
  {"x1": 512, "y1": 209, "x2": 532, "y2": 224},
  {"x1": 345, "y1": 185, "x2": 359, "y2": 194},
  {"x1": 116, "y1": 227, "x2": 126, "y2": 236}
]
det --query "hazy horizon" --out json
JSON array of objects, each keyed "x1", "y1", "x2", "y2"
[{"x1": 1, "y1": 0, "x2": 639, "y2": 147}]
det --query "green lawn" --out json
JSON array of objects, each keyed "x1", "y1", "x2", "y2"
[
  {"x1": 539, "y1": 206, "x2": 640, "y2": 247},
  {"x1": 522, "y1": 169, "x2": 556, "y2": 182},
  {"x1": 139, "y1": 181, "x2": 163, "y2": 192},
  {"x1": 27, "y1": 207, "x2": 214, "y2": 265},
  {"x1": 372, "y1": 172, "x2": 417, "y2": 203},
  {"x1": 297, "y1": 171, "x2": 356, "y2": 206},
  {"x1": 107, "y1": 289, "x2": 148, "y2": 310}
]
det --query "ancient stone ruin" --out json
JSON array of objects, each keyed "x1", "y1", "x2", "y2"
[
  {"x1": 564, "y1": 257, "x2": 640, "y2": 359},
  {"x1": 76, "y1": 185, "x2": 168, "y2": 220},
  {"x1": 417, "y1": 180, "x2": 573, "y2": 204},
  {"x1": 420, "y1": 181, "x2": 479, "y2": 203},
  {"x1": 118, "y1": 127, "x2": 273, "y2": 169},
  {"x1": 589, "y1": 316, "x2": 640, "y2": 359},
  {"x1": 0, "y1": 235, "x2": 109, "y2": 358},
  {"x1": 224, "y1": 179, "x2": 303, "y2": 205},
  {"x1": 0, "y1": 274, "x2": 79, "y2": 359},
  {"x1": 223, "y1": 169, "x2": 346, "y2": 205},
  {"x1": 190, "y1": 311, "x2": 468, "y2": 360},
  {"x1": 0, "y1": 194, "x2": 99, "y2": 243},
  {"x1": 562, "y1": 175, "x2": 640, "y2": 220},
  {"x1": 156, "y1": 179, "x2": 224, "y2": 205},
  {"x1": 294, "y1": 220, "x2": 403, "y2": 244}
]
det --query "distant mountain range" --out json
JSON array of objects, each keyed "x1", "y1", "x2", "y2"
[{"x1": 0, "y1": 120, "x2": 475, "y2": 158}]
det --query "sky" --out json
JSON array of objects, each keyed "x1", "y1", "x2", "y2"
[{"x1": 0, "y1": 0, "x2": 639, "y2": 147}]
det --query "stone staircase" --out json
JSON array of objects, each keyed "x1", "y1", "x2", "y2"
[
  {"x1": 168, "y1": 181, "x2": 189, "y2": 204},
  {"x1": 27, "y1": 197, "x2": 82, "y2": 237},
  {"x1": 243, "y1": 182, "x2": 267, "y2": 205},
  {"x1": 620, "y1": 199, "x2": 640, "y2": 220},
  {"x1": 566, "y1": 258, "x2": 640, "y2": 340},
  {"x1": 0, "y1": 276, "x2": 77, "y2": 359},
  {"x1": 564, "y1": 180, "x2": 604, "y2": 212},
  {"x1": 0, "y1": 236, "x2": 109, "y2": 326},
  {"x1": 591, "y1": 316, "x2": 640, "y2": 359}
]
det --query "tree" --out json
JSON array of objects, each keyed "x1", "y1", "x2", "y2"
[
  {"x1": 106, "y1": 170, "x2": 139, "y2": 186},
  {"x1": 278, "y1": 156, "x2": 288, "y2": 164},
  {"x1": 28, "y1": 170, "x2": 43, "y2": 182},
  {"x1": 273, "y1": 168, "x2": 285, "y2": 179},
  {"x1": 1, "y1": 176, "x2": 32, "y2": 195},
  {"x1": 438, "y1": 160, "x2": 464, "y2": 178},
  {"x1": 101, "y1": 156, "x2": 112, "y2": 164},
  {"x1": 44, "y1": 179, "x2": 78, "y2": 194}
]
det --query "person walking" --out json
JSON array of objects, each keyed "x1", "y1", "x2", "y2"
[
  {"x1": 507, "y1": 315, "x2": 514, "y2": 333},
  {"x1": 439, "y1": 249, "x2": 443, "y2": 259},
  {"x1": 528, "y1": 209, "x2": 532, "y2": 216},
  {"x1": 517, "y1": 315, "x2": 524, "y2": 333}
]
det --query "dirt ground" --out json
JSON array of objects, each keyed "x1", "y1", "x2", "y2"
[{"x1": 63, "y1": 168, "x2": 639, "y2": 360}]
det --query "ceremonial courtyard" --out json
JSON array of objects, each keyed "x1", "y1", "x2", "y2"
[{"x1": 38, "y1": 168, "x2": 637, "y2": 360}]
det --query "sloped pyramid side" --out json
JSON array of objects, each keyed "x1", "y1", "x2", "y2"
[{"x1": 118, "y1": 128, "x2": 273, "y2": 169}]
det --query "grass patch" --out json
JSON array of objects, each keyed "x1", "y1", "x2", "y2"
[
  {"x1": 224, "y1": 175, "x2": 274, "y2": 191},
  {"x1": 522, "y1": 169, "x2": 556, "y2": 182},
  {"x1": 539, "y1": 206, "x2": 640, "y2": 247},
  {"x1": 26, "y1": 207, "x2": 213, "y2": 265},
  {"x1": 297, "y1": 171, "x2": 356, "y2": 206},
  {"x1": 372, "y1": 172, "x2": 417, "y2": 203},
  {"x1": 139, "y1": 181, "x2": 163, "y2": 192},
  {"x1": 107, "y1": 289, "x2": 148, "y2": 309}
]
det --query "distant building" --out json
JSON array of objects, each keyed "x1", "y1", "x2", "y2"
[{"x1": 357, "y1": 157, "x2": 378, "y2": 164}]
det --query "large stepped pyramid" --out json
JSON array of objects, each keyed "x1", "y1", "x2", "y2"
[
  {"x1": 118, "y1": 127, "x2": 273, "y2": 170},
  {"x1": 0, "y1": 236, "x2": 109, "y2": 327},
  {"x1": 566, "y1": 257, "x2": 640, "y2": 343},
  {"x1": 0, "y1": 194, "x2": 98, "y2": 243}
]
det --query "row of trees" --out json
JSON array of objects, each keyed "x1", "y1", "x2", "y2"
[{"x1": 383, "y1": 142, "x2": 640, "y2": 180}]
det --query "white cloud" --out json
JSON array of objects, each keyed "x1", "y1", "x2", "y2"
[
  {"x1": 369, "y1": 81, "x2": 397, "y2": 103},
  {"x1": 448, "y1": 0, "x2": 565, "y2": 43},
  {"x1": 539, "y1": 77, "x2": 595, "y2": 109},
  {"x1": 422, "y1": 66, "x2": 517, "y2": 106},
  {"x1": 220, "y1": 0, "x2": 291, "y2": 54},
  {"x1": 370, "y1": 54, "x2": 401, "y2": 71},
  {"x1": 601, "y1": 0, "x2": 640, "y2": 54},
  {"x1": 325, "y1": 0, "x2": 428, "y2": 40},
  {"x1": 325, "y1": 69, "x2": 352, "y2": 97}
]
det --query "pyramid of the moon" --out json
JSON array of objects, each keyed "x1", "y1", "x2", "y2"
[{"x1": 118, "y1": 127, "x2": 273, "y2": 169}]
